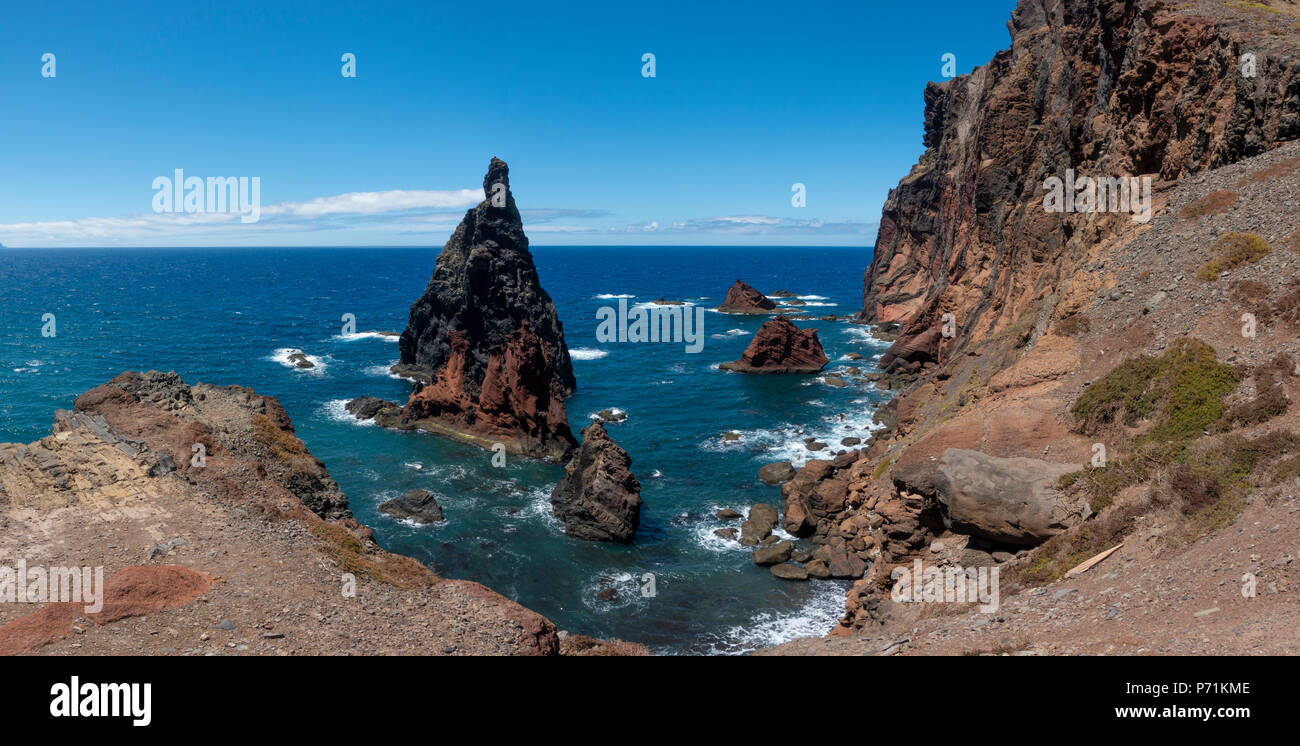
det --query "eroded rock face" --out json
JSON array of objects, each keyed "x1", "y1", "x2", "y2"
[
  {"x1": 861, "y1": 0, "x2": 1300, "y2": 372},
  {"x1": 716, "y1": 280, "x2": 777, "y2": 314},
  {"x1": 896, "y1": 448, "x2": 1086, "y2": 546},
  {"x1": 720, "y1": 316, "x2": 829, "y2": 374},
  {"x1": 393, "y1": 158, "x2": 577, "y2": 462},
  {"x1": 549, "y1": 423, "x2": 642, "y2": 543}
]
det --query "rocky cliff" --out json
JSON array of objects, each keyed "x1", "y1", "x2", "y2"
[
  {"x1": 863, "y1": 0, "x2": 1300, "y2": 371},
  {"x1": 764, "y1": 0, "x2": 1300, "y2": 652},
  {"x1": 394, "y1": 158, "x2": 577, "y2": 462}
]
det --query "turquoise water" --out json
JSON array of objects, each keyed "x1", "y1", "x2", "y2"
[{"x1": 0, "y1": 246, "x2": 889, "y2": 653}]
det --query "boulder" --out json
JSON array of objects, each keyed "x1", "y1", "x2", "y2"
[
  {"x1": 770, "y1": 563, "x2": 809, "y2": 581},
  {"x1": 758, "y1": 461, "x2": 796, "y2": 485},
  {"x1": 345, "y1": 396, "x2": 401, "y2": 421},
  {"x1": 378, "y1": 489, "x2": 445, "y2": 524},
  {"x1": 739, "y1": 504, "x2": 779, "y2": 546},
  {"x1": 549, "y1": 423, "x2": 642, "y2": 543},
  {"x1": 752, "y1": 540, "x2": 795, "y2": 566},
  {"x1": 897, "y1": 448, "x2": 1086, "y2": 546}
]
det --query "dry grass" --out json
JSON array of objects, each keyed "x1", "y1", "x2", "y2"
[
  {"x1": 1179, "y1": 190, "x2": 1238, "y2": 218},
  {"x1": 1235, "y1": 155, "x2": 1300, "y2": 187},
  {"x1": 1197, "y1": 232, "x2": 1273, "y2": 281}
]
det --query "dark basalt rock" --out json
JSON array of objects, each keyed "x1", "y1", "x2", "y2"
[
  {"x1": 549, "y1": 423, "x2": 642, "y2": 543},
  {"x1": 379, "y1": 489, "x2": 445, "y2": 524},
  {"x1": 391, "y1": 158, "x2": 577, "y2": 462},
  {"x1": 345, "y1": 396, "x2": 401, "y2": 421}
]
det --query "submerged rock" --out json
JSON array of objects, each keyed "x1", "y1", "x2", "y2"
[{"x1": 549, "y1": 423, "x2": 642, "y2": 543}]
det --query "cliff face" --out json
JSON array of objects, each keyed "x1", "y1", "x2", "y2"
[
  {"x1": 863, "y1": 0, "x2": 1300, "y2": 371},
  {"x1": 770, "y1": 0, "x2": 1300, "y2": 646},
  {"x1": 395, "y1": 158, "x2": 577, "y2": 462}
]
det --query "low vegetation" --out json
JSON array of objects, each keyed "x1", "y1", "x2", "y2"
[
  {"x1": 1197, "y1": 232, "x2": 1272, "y2": 281},
  {"x1": 1021, "y1": 340, "x2": 1297, "y2": 584}
]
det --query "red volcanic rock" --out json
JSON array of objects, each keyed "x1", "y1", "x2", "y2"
[
  {"x1": 390, "y1": 158, "x2": 577, "y2": 462},
  {"x1": 403, "y1": 323, "x2": 574, "y2": 461},
  {"x1": 0, "y1": 565, "x2": 213, "y2": 655},
  {"x1": 860, "y1": 0, "x2": 1300, "y2": 371},
  {"x1": 720, "y1": 316, "x2": 829, "y2": 374},
  {"x1": 716, "y1": 280, "x2": 777, "y2": 314}
]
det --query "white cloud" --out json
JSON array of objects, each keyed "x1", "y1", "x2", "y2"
[{"x1": 0, "y1": 188, "x2": 484, "y2": 246}]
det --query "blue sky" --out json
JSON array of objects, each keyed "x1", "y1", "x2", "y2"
[{"x1": 0, "y1": 0, "x2": 1015, "y2": 247}]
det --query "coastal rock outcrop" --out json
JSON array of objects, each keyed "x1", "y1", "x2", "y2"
[
  {"x1": 0, "y1": 371, "x2": 575, "y2": 656},
  {"x1": 719, "y1": 316, "x2": 829, "y2": 374},
  {"x1": 379, "y1": 489, "x2": 446, "y2": 524},
  {"x1": 716, "y1": 280, "x2": 777, "y2": 314},
  {"x1": 549, "y1": 423, "x2": 642, "y2": 543},
  {"x1": 392, "y1": 158, "x2": 577, "y2": 462}
]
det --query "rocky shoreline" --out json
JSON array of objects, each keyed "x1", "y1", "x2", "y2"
[{"x1": 0, "y1": 371, "x2": 643, "y2": 656}]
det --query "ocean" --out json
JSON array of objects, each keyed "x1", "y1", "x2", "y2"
[{"x1": 0, "y1": 245, "x2": 889, "y2": 654}]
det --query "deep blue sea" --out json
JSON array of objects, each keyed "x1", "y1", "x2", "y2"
[{"x1": 0, "y1": 245, "x2": 889, "y2": 654}]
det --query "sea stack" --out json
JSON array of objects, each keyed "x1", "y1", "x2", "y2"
[
  {"x1": 716, "y1": 280, "x2": 777, "y2": 314},
  {"x1": 549, "y1": 423, "x2": 642, "y2": 543},
  {"x1": 392, "y1": 158, "x2": 577, "y2": 462},
  {"x1": 720, "y1": 315, "x2": 829, "y2": 374}
]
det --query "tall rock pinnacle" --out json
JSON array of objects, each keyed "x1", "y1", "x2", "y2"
[{"x1": 392, "y1": 158, "x2": 577, "y2": 462}]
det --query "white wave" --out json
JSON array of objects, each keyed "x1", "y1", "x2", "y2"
[
  {"x1": 797, "y1": 295, "x2": 829, "y2": 300},
  {"x1": 581, "y1": 570, "x2": 653, "y2": 612},
  {"x1": 524, "y1": 485, "x2": 563, "y2": 531},
  {"x1": 322, "y1": 399, "x2": 373, "y2": 426},
  {"x1": 335, "y1": 331, "x2": 399, "y2": 342},
  {"x1": 631, "y1": 300, "x2": 697, "y2": 311},
  {"x1": 698, "y1": 404, "x2": 885, "y2": 467},
  {"x1": 593, "y1": 293, "x2": 636, "y2": 299},
  {"x1": 711, "y1": 328, "x2": 749, "y2": 339},
  {"x1": 570, "y1": 348, "x2": 609, "y2": 361},
  {"x1": 690, "y1": 507, "x2": 750, "y2": 554},
  {"x1": 363, "y1": 360, "x2": 407, "y2": 379},
  {"x1": 404, "y1": 462, "x2": 423, "y2": 471},
  {"x1": 270, "y1": 347, "x2": 327, "y2": 374},
  {"x1": 704, "y1": 580, "x2": 850, "y2": 655}
]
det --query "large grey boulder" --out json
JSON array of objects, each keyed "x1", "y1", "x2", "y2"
[{"x1": 905, "y1": 448, "x2": 1086, "y2": 546}]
